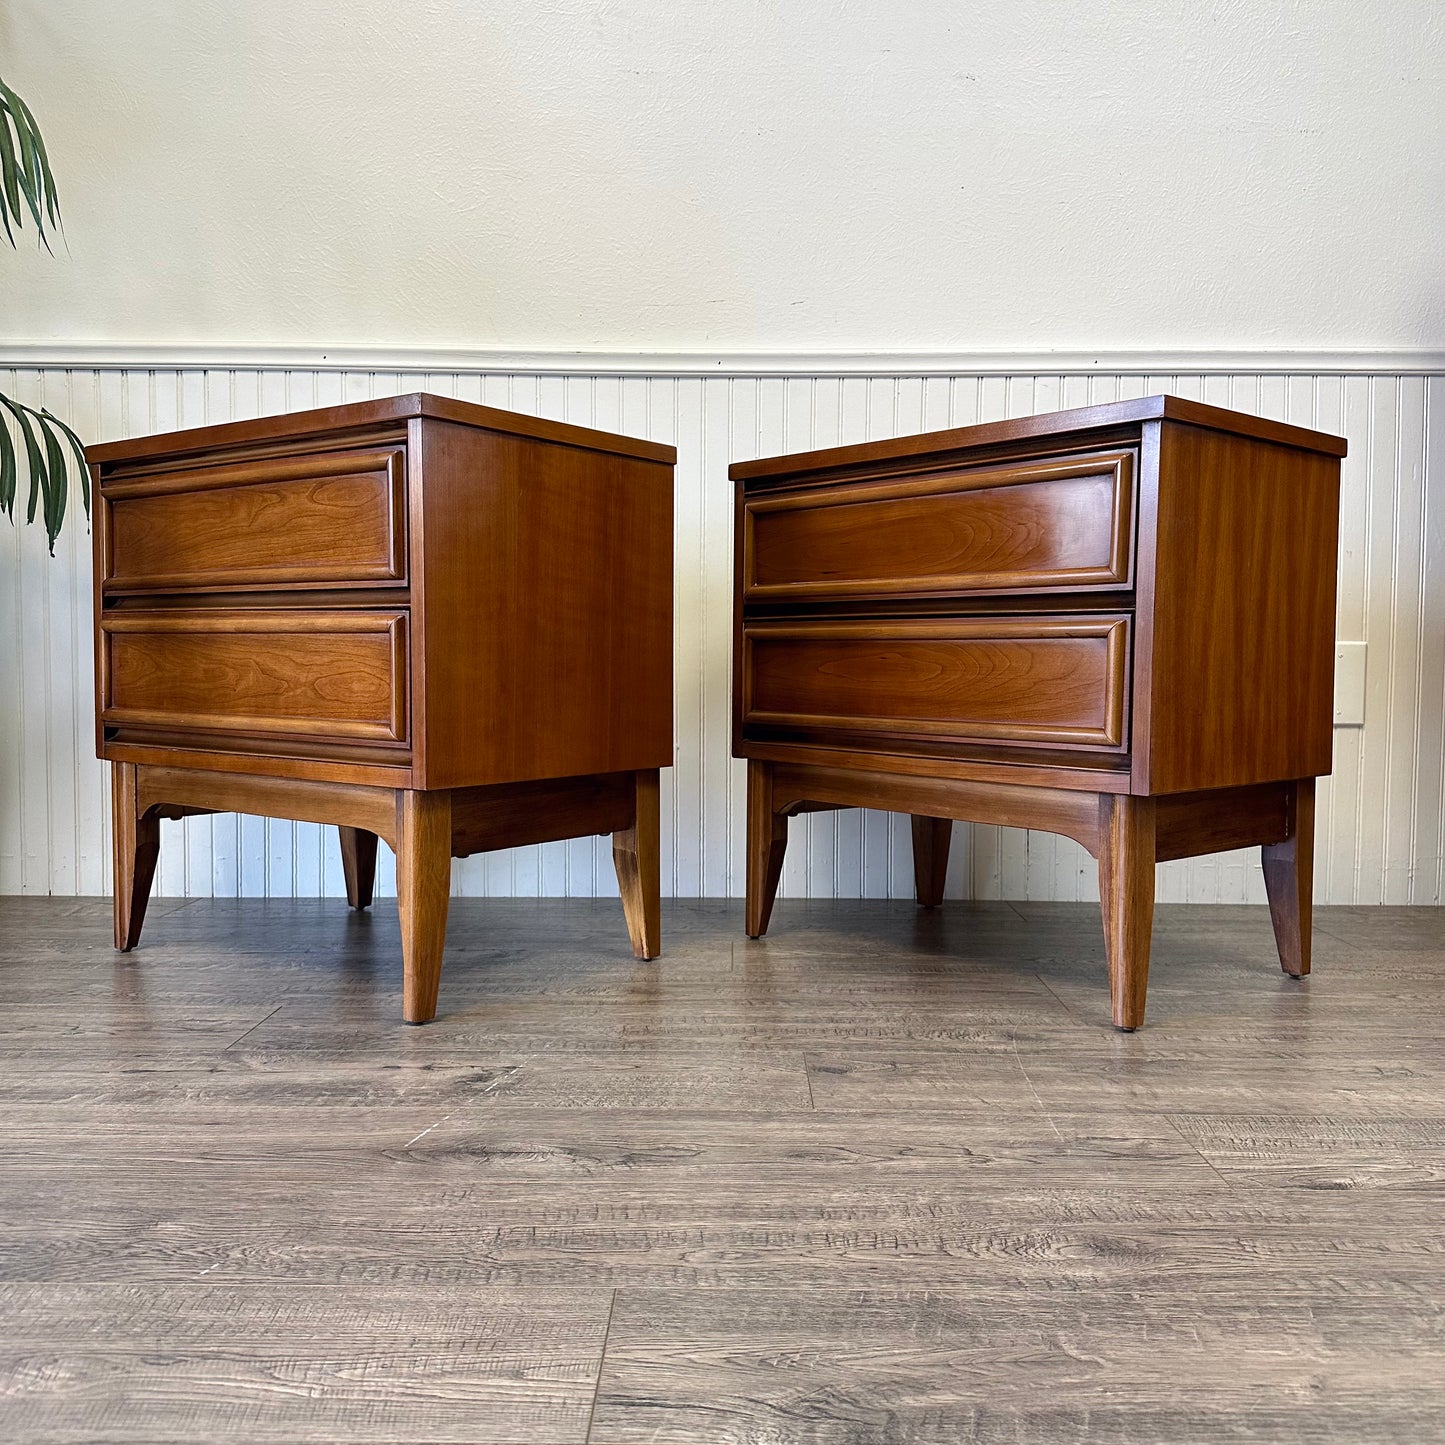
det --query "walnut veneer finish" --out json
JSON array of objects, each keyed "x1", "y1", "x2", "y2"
[
  {"x1": 733, "y1": 395, "x2": 1346, "y2": 1029},
  {"x1": 91, "y1": 393, "x2": 675, "y2": 1021}
]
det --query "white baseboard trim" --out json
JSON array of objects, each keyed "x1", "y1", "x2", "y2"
[{"x1": 2, "y1": 343, "x2": 1443, "y2": 377}]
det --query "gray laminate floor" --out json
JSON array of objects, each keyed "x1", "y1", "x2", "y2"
[{"x1": 1, "y1": 896, "x2": 1443, "y2": 1443}]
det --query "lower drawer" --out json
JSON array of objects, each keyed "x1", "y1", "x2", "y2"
[
  {"x1": 100, "y1": 609, "x2": 409, "y2": 746},
  {"x1": 742, "y1": 615, "x2": 1130, "y2": 752}
]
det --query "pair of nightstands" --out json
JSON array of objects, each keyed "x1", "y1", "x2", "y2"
[{"x1": 90, "y1": 393, "x2": 1344, "y2": 1029}]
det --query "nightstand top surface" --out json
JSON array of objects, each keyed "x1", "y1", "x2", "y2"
[
  {"x1": 86, "y1": 390, "x2": 677, "y2": 466},
  {"x1": 730, "y1": 393, "x2": 1347, "y2": 483}
]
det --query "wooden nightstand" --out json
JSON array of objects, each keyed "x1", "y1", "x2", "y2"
[
  {"x1": 89, "y1": 393, "x2": 675, "y2": 1022},
  {"x1": 732, "y1": 396, "x2": 1345, "y2": 1029}
]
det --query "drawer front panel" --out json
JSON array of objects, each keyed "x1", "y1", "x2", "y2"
[
  {"x1": 744, "y1": 451, "x2": 1134, "y2": 602},
  {"x1": 101, "y1": 610, "x2": 408, "y2": 745},
  {"x1": 104, "y1": 448, "x2": 406, "y2": 591},
  {"x1": 743, "y1": 616, "x2": 1130, "y2": 751}
]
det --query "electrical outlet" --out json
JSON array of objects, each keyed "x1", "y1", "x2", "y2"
[{"x1": 1334, "y1": 641, "x2": 1366, "y2": 726}]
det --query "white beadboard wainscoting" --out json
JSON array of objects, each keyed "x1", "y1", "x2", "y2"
[{"x1": 2, "y1": 353, "x2": 1441, "y2": 905}]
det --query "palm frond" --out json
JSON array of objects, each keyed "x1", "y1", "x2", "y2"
[
  {"x1": 0, "y1": 409, "x2": 16, "y2": 520},
  {"x1": 0, "y1": 73, "x2": 61, "y2": 251},
  {"x1": 0, "y1": 391, "x2": 89, "y2": 553},
  {"x1": 0, "y1": 74, "x2": 85, "y2": 550}
]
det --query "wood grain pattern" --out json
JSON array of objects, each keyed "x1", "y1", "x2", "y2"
[
  {"x1": 729, "y1": 392, "x2": 1347, "y2": 482},
  {"x1": 408, "y1": 418, "x2": 674, "y2": 790},
  {"x1": 1133, "y1": 420, "x2": 1340, "y2": 794},
  {"x1": 770, "y1": 763, "x2": 1103, "y2": 855},
  {"x1": 109, "y1": 762, "x2": 158, "y2": 951},
  {"x1": 104, "y1": 448, "x2": 406, "y2": 592},
  {"x1": 745, "y1": 761, "x2": 790, "y2": 938},
  {"x1": 0, "y1": 1283, "x2": 611, "y2": 1443},
  {"x1": 102, "y1": 609, "x2": 408, "y2": 745},
  {"x1": 611, "y1": 769, "x2": 661, "y2": 961},
  {"x1": 338, "y1": 826, "x2": 378, "y2": 909},
  {"x1": 101, "y1": 737, "x2": 414, "y2": 789},
  {"x1": 745, "y1": 738, "x2": 1133, "y2": 795},
  {"x1": 910, "y1": 815, "x2": 952, "y2": 907},
  {"x1": 1262, "y1": 778, "x2": 1315, "y2": 978},
  {"x1": 134, "y1": 766, "x2": 400, "y2": 846},
  {"x1": 394, "y1": 789, "x2": 452, "y2": 1025},
  {"x1": 1153, "y1": 782, "x2": 1290, "y2": 862},
  {"x1": 448, "y1": 774, "x2": 636, "y2": 858},
  {"x1": 3, "y1": 896, "x2": 1444, "y2": 1443},
  {"x1": 744, "y1": 616, "x2": 1130, "y2": 751},
  {"x1": 592, "y1": 1285, "x2": 1445, "y2": 1444},
  {"x1": 1099, "y1": 794, "x2": 1157, "y2": 1031},
  {"x1": 744, "y1": 450, "x2": 1134, "y2": 601},
  {"x1": 88, "y1": 389, "x2": 676, "y2": 465}
]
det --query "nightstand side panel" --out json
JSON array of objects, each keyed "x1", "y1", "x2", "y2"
[
  {"x1": 1137, "y1": 420, "x2": 1341, "y2": 795},
  {"x1": 411, "y1": 418, "x2": 674, "y2": 790}
]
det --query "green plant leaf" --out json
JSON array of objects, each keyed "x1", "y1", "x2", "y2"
[
  {"x1": 0, "y1": 396, "x2": 47, "y2": 528},
  {"x1": 0, "y1": 76, "x2": 78, "y2": 548},
  {"x1": 38, "y1": 413, "x2": 68, "y2": 548},
  {"x1": 0, "y1": 99, "x2": 25, "y2": 236},
  {"x1": 41, "y1": 407, "x2": 90, "y2": 516},
  {"x1": 1, "y1": 84, "x2": 49, "y2": 242},
  {"x1": 9, "y1": 84, "x2": 60, "y2": 229},
  {"x1": 0, "y1": 393, "x2": 92, "y2": 550},
  {"x1": 1, "y1": 393, "x2": 61, "y2": 552},
  {"x1": 0, "y1": 412, "x2": 16, "y2": 518},
  {"x1": 0, "y1": 74, "x2": 60, "y2": 250}
]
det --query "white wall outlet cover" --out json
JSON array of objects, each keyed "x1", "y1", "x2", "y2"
[{"x1": 1334, "y1": 641, "x2": 1367, "y2": 727}]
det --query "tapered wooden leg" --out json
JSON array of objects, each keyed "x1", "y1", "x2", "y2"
[
  {"x1": 746, "y1": 760, "x2": 789, "y2": 938},
  {"x1": 1262, "y1": 777, "x2": 1314, "y2": 979},
  {"x1": 339, "y1": 827, "x2": 379, "y2": 910},
  {"x1": 1098, "y1": 794, "x2": 1156, "y2": 1031},
  {"x1": 910, "y1": 815, "x2": 952, "y2": 908},
  {"x1": 112, "y1": 763, "x2": 160, "y2": 952},
  {"x1": 612, "y1": 768, "x2": 661, "y2": 960},
  {"x1": 395, "y1": 790, "x2": 452, "y2": 1024}
]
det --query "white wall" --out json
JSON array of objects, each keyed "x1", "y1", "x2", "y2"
[
  {"x1": 2, "y1": 5, "x2": 1442, "y2": 901},
  {"x1": 3, "y1": 1, "x2": 1443, "y2": 351},
  {"x1": 2, "y1": 359, "x2": 1442, "y2": 905}
]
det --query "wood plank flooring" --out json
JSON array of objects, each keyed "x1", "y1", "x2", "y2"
[{"x1": 1, "y1": 896, "x2": 1442, "y2": 1443}]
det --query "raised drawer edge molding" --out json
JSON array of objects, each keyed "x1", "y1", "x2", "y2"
[
  {"x1": 102, "y1": 447, "x2": 407, "y2": 592},
  {"x1": 742, "y1": 450, "x2": 1135, "y2": 601},
  {"x1": 742, "y1": 615, "x2": 1131, "y2": 752},
  {"x1": 100, "y1": 609, "x2": 410, "y2": 745}
]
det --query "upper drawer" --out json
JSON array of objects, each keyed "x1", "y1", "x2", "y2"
[
  {"x1": 742, "y1": 614, "x2": 1130, "y2": 752},
  {"x1": 102, "y1": 448, "x2": 407, "y2": 593},
  {"x1": 100, "y1": 608, "x2": 409, "y2": 747},
  {"x1": 742, "y1": 450, "x2": 1135, "y2": 603}
]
